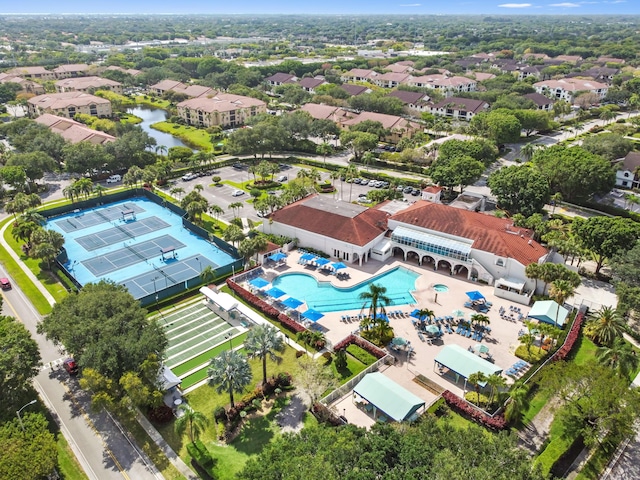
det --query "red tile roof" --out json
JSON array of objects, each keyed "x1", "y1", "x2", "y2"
[
  {"x1": 390, "y1": 201, "x2": 547, "y2": 266},
  {"x1": 270, "y1": 196, "x2": 389, "y2": 246}
]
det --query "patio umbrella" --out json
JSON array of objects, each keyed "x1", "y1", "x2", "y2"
[
  {"x1": 466, "y1": 291, "x2": 485, "y2": 302},
  {"x1": 391, "y1": 337, "x2": 408, "y2": 346},
  {"x1": 409, "y1": 309, "x2": 422, "y2": 319},
  {"x1": 452, "y1": 309, "x2": 466, "y2": 318},
  {"x1": 473, "y1": 344, "x2": 490, "y2": 354},
  {"x1": 300, "y1": 252, "x2": 316, "y2": 262},
  {"x1": 265, "y1": 287, "x2": 287, "y2": 299},
  {"x1": 425, "y1": 325, "x2": 440, "y2": 335},
  {"x1": 249, "y1": 277, "x2": 270, "y2": 289},
  {"x1": 315, "y1": 257, "x2": 330, "y2": 267},
  {"x1": 269, "y1": 252, "x2": 287, "y2": 262},
  {"x1": 330, "y1": 262, "x2": 347, "y2": 271},
  {"x1": 282, "y1": 297, "x2": 303, "y2": 309},
  {"x1": 374, "y1": 313, "x2": 389, "y2": 322},
  {"x1": 302, "y1": 308, "x2": 324, "y2": 322}
]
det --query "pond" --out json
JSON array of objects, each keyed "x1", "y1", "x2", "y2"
[{"x1": 127, "y1": 106, "x2": 192, "y2": 150}]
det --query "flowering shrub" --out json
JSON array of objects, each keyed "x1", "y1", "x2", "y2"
[
  {"x1": 552, "y1": 311, "x2": 584, "y2": 361},
  {"x1": 333, "y1": 334, "x2": 386, "y2": 359},
  {"x1": 442, "y1": 390, "x2": 507, "y2": 431},
  {"x1": 226, "y1": 279, "x2": 306, "y2": 333}
]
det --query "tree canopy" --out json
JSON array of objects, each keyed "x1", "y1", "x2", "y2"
[
  {"x1": 37, "y1": 281, "x2": 167, "y2": 382},
  {"x1": 488, "y1": 164, "x2": 550, "y2": 217}
]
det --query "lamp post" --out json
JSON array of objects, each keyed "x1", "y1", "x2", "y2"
[
  {"x1": 16, "y1": 399, "x2": 37, "y2": 432},
  {"x1": 196, "y1": 256, "x2": 202, "y2": 273},
  {"x1": 224, "y1": 333, "x2": 233, "y2": 349}
]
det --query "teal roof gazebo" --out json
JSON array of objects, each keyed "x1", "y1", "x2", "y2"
[
  {"x1": 528, "y1": 300, "x2": 569, "y2": 327},
  {"x1": 434, "y1": 344, "x2": 503, "y2": 390},
  {"x1": 353, "y1": 372, "x2": 425, "y2": 422}
]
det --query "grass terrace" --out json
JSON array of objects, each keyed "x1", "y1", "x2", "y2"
[{"x1": 151, "y1": 121, "x2": 215, "y2": 151}]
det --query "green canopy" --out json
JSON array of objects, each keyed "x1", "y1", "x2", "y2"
[
  {"x1": 528, "y1": 300, "x2": 569, "y2": 327},
  {"x1": 434, "y1": 344, "x2": 502, "y2": 380}
]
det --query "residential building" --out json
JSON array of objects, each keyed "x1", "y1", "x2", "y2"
[
  {"x1": 176, "y1": 93, "x2": 266, "y2": 128},
  {"x1": 523, "y1": 92, "x2": 555, "y2": 112},
  {"x1": 149, "y1": 80, "x2": 215, "y2": 98},
  {"x1": 615, "y1": 152, "x2": 640, "y2": 189},
  {"x1": 27, "y1": 92, "x2": 112, "y2": 118},
  {"x1": 53, "y1": 64, "x2": 91, "y2": 79},
  {"x1": 555, "y1": 55, "x2": 582, "y2": 64},
  {"x1": 0, "y1": 73, "x2": 45, "y2": 95},
  {"x1": 264, "y1": 73, "x2": 297, "y2": 87},
  {"x1": 299, "y1": 103, "x2": 354, "y2": 122},
  {"x1": 340, "y1": 68, "x2": 379, "y2": 83},
  {"x1": 566, "y1": 67, "x2": 619, "y2": 83},
  {"x1": 533, "y1": 78, "x2": 608, "y2": 102},
  {"x1": 384, "y1": 63, "x2": 414, "y2": 74},
  {"x1": 471, "y1": 72, "x2": 496, "y2": 82},
  {"x1": 7, "y1": 66, "x2": 55, "y2": 81},
  {"x1": 372, "y1": 72, "x2": 412, "y2": 88},
  {"x1": 387, "y1": 90, "x2": 430, "y2": 114},
  {"x1": 407, "y1": 74, "x2": 476, "y2": 97},
  {"x1": 340, "y1": 111, "x2": 422, "y2": 143},
  {"x1": 597, "y1": 56, "x2": 625, "y2": 65},
  {"x1": 105, "y1": 65, "x2": 142, "y2": 76},
  {"x1": 298, "y1": 77, "x2": 327, "y2": 93},
  {"x1": 340, "y1": 84, "x2": 372, "y2": 96},
  {"x1": 34, "y1": 113, "x2": 115, "y2": 144},
  {"x1": 428, "y1": 97, "x2": 489, "y2": 121},
  {"x1": 517, "y1": 65, "x2": 543, "y2": 81},
  {"x1": 55, "y1": 76, "x2": 123, "y2": 95}
]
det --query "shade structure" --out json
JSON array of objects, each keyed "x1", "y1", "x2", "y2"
[
  {"x1": 434, "y1": 344, "x2": 502, "y2": 381},
  {"x1": 410, "y1": 309, "x2": 428, "y2": 320},
  {"x1": 282, "y1": 297, "x2": 303, "y2": 310},
  {"x1": 425, "y1": 324, "x2": 440, "y2": 335},
  {"x1": 249, "y1": 277, "x2": 270, "y2": 289},
  {"x1": 452, "y1": 309, "x2": 466, "y2": 318},
  {"x1": 473, "y1": 344, "x2": 490, "y2": 354},
  {"x1": 300, "y1": 252, "x2": 317, "y2": 262},
  {"x1": 269, "y1": 252, "x2": 287, "y2": 262},
  {"x1": 374, "y1": 313, "x2": 389, "y2": 322},
  {"x1": 466, "y1": 291, "x2": 485, "y2": 302},
  {"x1": 314, "y1": 257, "x2": 330, "y2": 267},
  {"x1": 528, "y1": 300, "x2": 569, "y2": 327},
  {"x1": 302, "y1": 308, "x2": 324, "y2": 322},
  {"x1": 331, "y1": 262, "x2": 347, "y2": 271},
  {"x1": 391, "y1": 337, "x2": 408, "y2": 346},
  {"x1": 354, "y1": 372, "x2": 425, "y2": 422},
  {"x1": 265, "y1": 287, "x2": 287, "y2": 299}
]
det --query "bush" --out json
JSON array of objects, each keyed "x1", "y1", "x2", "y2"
[
  {"x1": 333, "y1": 334, "x2": 386, "y2": 359},
  {"x1": 295, "y1": 350, "x2": 305, "y2": 358},
  {"x1": 464, "y1": 391, "x2": 490, "y2": 407},
  {"x1": 552, "y1": 311, "x2": 585, "y2": 361},
  {"x1": 346, "y1": 344, "x2": 378, "y2": 365},
  {"x1": 442, "y1": 390, "x2": 507, "y2": 430},
  {"x1": 187, "y1": 440, "x2": 214, "y2": 468},
  {"x1": 515, "y1": 345, "x2": 548, "y2": 363},
  {"x1": 213, "y1": 406, "x2": 226, "y2": 421},
  {"x1": 147, "y1": 405, "x2": 173, "y2": 424}
]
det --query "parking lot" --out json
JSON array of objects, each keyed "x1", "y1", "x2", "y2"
[{"x1": 168, "y1": 161, "x2": 422, "y2": 224}]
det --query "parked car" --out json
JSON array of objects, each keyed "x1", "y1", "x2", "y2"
[
  {"x1": 411, "y1": 188, "x2": 421, "y2": 196},
  {"x1": 0, "y1": 278, "x2": 11, "y2": 290},
  {"x1": 63, "y1": 358, "x2": 78, "y2": 376},
  {"x1": 368, "y1": 180, "x2": 377, "y2": 187},
  {"x1": 396, "y1": 185, "x2": 405, "y2": 192},
  {"x1": 277, "y1": 175, "x2": 288, "y2": 182},
  {"x1": 232, "y1": 163, "x2": 244, "y2": 170},
  {"x1": 232, "y1": 189, "x2": 245, "y2": 197},
  {"x1": 106, "y1": 174, "x2": 121, "y2": 184},
  {"x1": 403, "y1": 186, "x2": 414, "y2": 194},
  {"x1": 181, "y1": 172, "x2": 198, "y2": 181}
]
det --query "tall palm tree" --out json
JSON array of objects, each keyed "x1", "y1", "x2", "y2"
[
  {"x1": 486, "y1": 373, "x2": 507, "y2": 407},
  {"x1": 467, "y1": 371, "x2": 488, "y2": 406},
  {"x1": 207, "y1": 350, "x2": 252, "y2": 408},
  {"x1": 359, "y1": 283, "x2": 391, "y2": 326},
  {"x1": 170, "y1": 187, "x2": 185, "y2": 199},
  {"x1": 174, "y1": 405, "x2": 208, "y2": 445},
  {"x1": 417, "y1": 308, "x2": 435, "y2": 323},
  {"x1": 345, "y1": 164, "x2": 359, "y2": 202},
  {"x1": 228, "y1": 202, "x2": 244, "y2": 218},
  {"x1": 20, "y1": 209, "x2": 45, "y2": 227},
  {"x1": 549, "y1": 279, "x2": 575, "y2": 328},
  {"x1": 596, "y1": 337, "x2": 639, "y2": 378},
  {"x1": 244, "y1": 324, "x2": 285, "y2": 385},
  {"x1": 585, "y1": 306, "x2": 626, "y2": 346},
  {"x1": 550, "y1": 192, "x2": 563, "y2": 215},
  {"x1": 519, "y1": 143, "x2": 537, "y2": 162},
  {"x1": 520, "y1": 333, "x2": 536, "y2": 355},
  {"x1": 209, "y1": 204, "x2": 224, "y2": 222},
  {"x1": 200, "y1": 265, "x2": 216, "y2": 284},
  {"x1": 223, "y1": 224, "x2": 245, "y2": 247},
  {"x1": 504, "y1": 386, "x2": 528, "y2": 425},
  {"x1": 251, "y1": 236, "x2": 268, "y2": 264}
]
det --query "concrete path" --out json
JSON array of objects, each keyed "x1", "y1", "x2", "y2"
[{"x1": 276, "y1": 392, "x2": 311, "y2": 434}]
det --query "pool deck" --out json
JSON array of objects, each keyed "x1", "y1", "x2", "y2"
[{"x1": 259, "y1": 249, "x2": 543, "y2": 427}]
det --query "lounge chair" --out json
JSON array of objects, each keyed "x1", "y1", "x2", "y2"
[
  {"x1": 417, "y1": 332, "x2": 426, "y2": 342},
  {"x1": 446, "y1": 325, "x2": 453, "y2": 334}
]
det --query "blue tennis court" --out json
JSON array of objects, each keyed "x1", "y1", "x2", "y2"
[{"x1": 47, "y1": 197, "x2": 239, "y2": 301}]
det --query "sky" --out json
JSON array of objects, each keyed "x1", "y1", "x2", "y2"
[{"x1": 1, "y1": 0, "x2": 638, "y2": 15}]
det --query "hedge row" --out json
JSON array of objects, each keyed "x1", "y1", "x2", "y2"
[
  {"x1": 441, "y1": 390, "x2": 507, "y2": 431},
  {"x1": 551, "y1": 311, "x2": 585, "y2": 362},
  {"x1": 333, "y1": 334, "x2": 386, "y2": 359}
]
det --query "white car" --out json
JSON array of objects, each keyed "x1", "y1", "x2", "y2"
[
  {"x1": 232, "y1": 189, "x2": 245, "y2": 197},
  {"x1": 181, "y1": 172, "x2": 198, "y2": 181},
  {"x1": 106, "y1": 174, "x2": 121, "y2": 184}
]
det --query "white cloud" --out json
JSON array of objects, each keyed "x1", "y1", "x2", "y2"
[
  {"x1": 498, "y1": 3, "x2": 533, "y2": 7},
  {"x1": 549, "y1": 2, "x2": 580, "y2": 6}
]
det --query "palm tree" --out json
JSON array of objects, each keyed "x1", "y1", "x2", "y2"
[
  {"x1": 200, "y1": 265, "x2": 216, "y2": 284},
  {"x1": 549, "y1": 279, "x2": 576, "y2": 327},
  {"x1": 63, "y1": 184, "x2": 79, "y2": 203},
  {"x1": 486, "y1": 373, "x2": 507, "y2": 408},
  {"x1": 20, "y1": 209, "x2": 45, "y2": 226},
  {"x1": 174, "y1": 405, "x2": 208, "y2": 444},
  {"x1": 316, "y1": 142, "x2": 333, "y2": 166},
  {"x1": 244, "y1": 324, "x2": 285, "y2": 385},
  {"x1": 359, "y1": 283, "x2": 391, "y2": 325},
  {"x1": 170, "y1": 187, "x2": 185, "y2": 199},
  {"x1": 599, "y1": 109, "x2": 616, "y2": 124},
  {"x1": 345, "y1": 164, "x2": 359, "y2": 202},
  {"x1": 251, "y1": 236, "x2": 268, "y2": 264},
  {"x1": 228, "y1": 202, "x2": 244, "y2": 218},
  {"x1": 504, "y1": 386, "x2": 528, "y2": 425},
  {"x1": 223, "y1": 224, "x2": 245, "y2": 247},
  {"x1": 12, "y1": 220, "x2": 38, "y2": 248},
  {"x1": 417, "y1": 308, "x2": 435, "y2": 324},
  {"x1": 361, "y1": 151, "x2": 375, "y2": 171},
  {"x1": 550, "y1": 192, "x2": 563, "y2": 215},
  {"x1": 519, "y1": 143, "x2": 537, "y2": 162},
  {"x1": 467, "y1": 371, "x2": 488, "y2": 406},
  {"x1": 207, "y1": 350, "x2": 252, "y2": 408},
  {"x1": 93, "y1": 184, "x2": 107, "y2": 198},
  {"x1": 520, "y1": 333, "x2": 536, "y2": 355},
  {"x1": 209, "y1": 204, "x2": 224, "y2": 222},
  {"x1": 75, "y1": 178, "x2": 94, "y2": 198},
  {"x1": 585, "y1": 306, "x2": 626, "y2": 346},
  {"x1": 470, "y1": 313, "x2": 489, "y2": 326},
  {"x1": 596, "y1": 337, "x2": 639, "y2": 378}
]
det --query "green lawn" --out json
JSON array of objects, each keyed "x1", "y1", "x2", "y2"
[
  {"x1": 119, "y1": 113, "x2": 142, "y2": 124},
  {"x1": 135, "y1": 96, "x2": 171, "y2": 109},
  {"x1": 331, "y1": 353, "x2": 367, "y2": 384},
  {"x1": 57, "y1": 435, "x2": 89, "y2": 480},
  {"x1": 151, "y1": 121, "x2": 214, "y2": 151},
  {"x1": 171, "y1": 332, "x2": 249, "y2": 377}
]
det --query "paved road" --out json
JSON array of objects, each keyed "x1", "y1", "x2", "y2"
[{"x1": 0, "y1": 249, "x2": 162, "y2": 479}]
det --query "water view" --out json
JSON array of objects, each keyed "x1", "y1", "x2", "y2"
[{"x1": 127, "y1": 106, "x2": 192, "y2": 150}]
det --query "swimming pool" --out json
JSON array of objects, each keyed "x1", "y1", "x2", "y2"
[
  {"x1": 46, "y1": 197, "x2": 238, "y2": 300},
  {"x1": 271, "y1": 266, "x2": 419, "y2": 313}
]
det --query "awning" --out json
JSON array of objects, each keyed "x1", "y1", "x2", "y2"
[
  {"x1": 496, "y1": 277, "x2": 525, "y2": 291},
  {"x1": 466, "y1": 291, "x2": 485, "y2": 302},
  {"x1": 282, "y1": 297, "x2": 303, "y2": 309},
  {"x1": 158, "y1": 365, "x2": 181, "y2": 391},
  {"x1": 528, "y1": 300, "x2": 569, "y2": 327},
  {"x1": 249, "y1": 277, "x2": 270, "y2": 289},
  {"x1": 331, "y1": 262, "x2": 347, "y2": 271},
  {"x1": 265, "y1": 287, "x2": 287, "y2": 299},
  {"x1": 315, "y1": 257, "x2": 330, "y2": 267},
  {"x1": 354, "y1": 372, "x2": 425, "y2": 422},
  {"x1": 269, "y1": 252, "x2": 287, "y2": 262},
  {"x1": 302, "y1": 308, "x2": 324, "y2": 322},
  {"x1": 434, "y1": 344, "x2": 502, "y2": 380},
  {"x1": 199, "y1": 287, "x2": 238, "y2": 311},
  {"x1": 300, "y1": 253, "x2": 317, "y2": 262}
]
